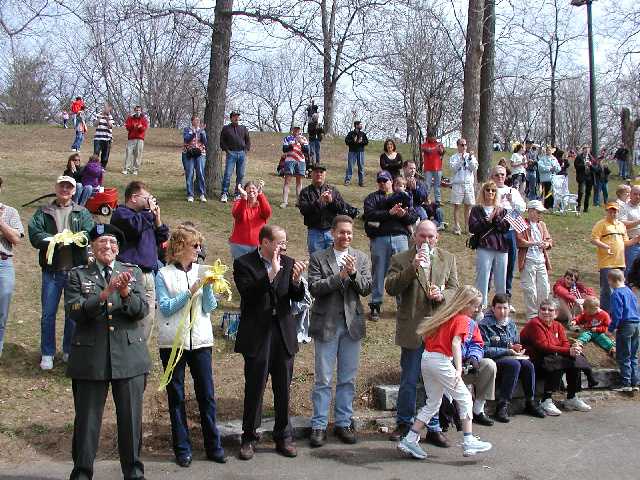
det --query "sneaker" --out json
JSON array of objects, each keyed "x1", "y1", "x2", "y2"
[
  {"x1": 132, "y1": 170, "x2": 138, "y2": 175},
  {"x1": 62, "y1": 353, "x2": 69, "y2": 363},
  {"x1": 397, "y1": 437, "x2": 427, "y2": 460},
  {"x1": 564, "y1": 397, "x2": 591, "y2": 412},
  {"x1": 344, "y1": 179, "x2": 351, "y2": 186},
  {"x1": 452, "y1": 226, "x2": 461, "y2": 235},
  {"x1": 220, "y1": 193, "x2": 228, "y2": 203},
  {"x1": 279, "y1": 202, "x2": 288, "y2": 209},
  {"x1": 541, "y1": 398, "x2": 561, "y2": 416},
  {"x1": 121, "y1": 169, "x2": 129, "y2": 175},
  {"x1": 509, "y1": 305, "x2": 516, "y2": 313},
  {"x1": 633, "y1": 386, "x2": 640, "y2": 392},
  {"x1": 187, "y1": 196, "x2": 194, "y2": 203},
  {"x1": 70, "y1": 148, "x2": 77, "y2": 152},
  {"x1": 199, "y1": 195, "x2": 207, "y2": 202},
  {"x1": 462, "y1": 435, "x2": 492, "y2": 457},
  {"x1": 613, "y1": 385, "x2": 633, "y2": 393},
  {"x1": 40, "y1": 355, "x2": 54, "y2": 370}
]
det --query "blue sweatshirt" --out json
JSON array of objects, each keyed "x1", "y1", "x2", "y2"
[
  {"x1": 609, "y1": 286, "x2": 640, "y2": 331},
  {"x1": 461, "y1": 318, "x2": 484, "y2": 361}
]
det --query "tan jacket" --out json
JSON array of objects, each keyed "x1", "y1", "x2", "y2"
[
  {"x1": 516, "y1": 220, "x2": 552, "y2": 272},
  {"x1": 385, "y1": 246, "x2": 459, "y2": 349}
]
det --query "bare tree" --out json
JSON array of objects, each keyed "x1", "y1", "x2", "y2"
[
  {"x1": 0, "y1": 53, "x2": 51, "y2": 123},
  {"x1": 478, "y1": 0, "x2": 495, "y2": 180},
  {"x1": 461, "y1": 0, "x2": 484, "y2": 154}
]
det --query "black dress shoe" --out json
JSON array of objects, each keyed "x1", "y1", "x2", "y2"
[
  {"x1": 310, "y1": 428, "x2": 327, "y2": 448},
  {"x1": 334, "y1": 424, "x2": 357, "y2": 444},
  {"x1": 176, "y1": 455, "x2": 192, "y2": 468},
  {"x1": 207, "y1": 453, "x2": 228, "y2": 464},
  {"x1": 494, "y1": 401, "x2": 510, "y2": 423},
  {"x1": 238, "y1": 441, "x2": 255, "y2": 461},
  {"x1": 389, "y1": 424, "x2": 410, "y2": 442},
  {"x1": 275, "y1": 438, "x2": 298, "y2": 457},
  {"x1": 525, "y1": 400, "x2": 546, "y2": 418},
  {"x1": 473, "y1": 412, "x2": 494, "y2": 427},
  {"x1": 425, "y1": 430, "x2": 450, "y2": 448}
]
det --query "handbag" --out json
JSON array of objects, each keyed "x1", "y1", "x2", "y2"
[{"x1": 186, "y1": 146, "x2": 202, "y2": 158}]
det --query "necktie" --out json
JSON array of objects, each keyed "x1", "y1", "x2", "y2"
[{"x1": 103, "y1": 266, "x2": 111, "y2": 283}]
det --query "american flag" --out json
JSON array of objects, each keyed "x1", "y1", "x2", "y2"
[{"x1": 506, "y1": 210, "x2": 529, "y2": 233}]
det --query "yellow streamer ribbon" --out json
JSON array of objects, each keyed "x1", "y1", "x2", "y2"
[
  {"x1": 158, "y1": 260, "x2": 233, "y2": 390},
  {"x1": 46, "y1": 229, "x2": 88, "y2": 265}
]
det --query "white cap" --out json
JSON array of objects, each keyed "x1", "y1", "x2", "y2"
[
  {"x1": 56, "y1": 175, "x2": 76, "y2": 187},
  {"x1": 527, "y1": 200, "x2": 545, "y2": 212}
]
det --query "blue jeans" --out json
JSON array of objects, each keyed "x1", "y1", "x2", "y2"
[
  {"x1": 73, "y1": 183, "x2": 93, "y2": 206},
  {"x1": 182, "y1": 153, "x2": 206, "y2": 198},
  {"x1": 309, "y1": 139, "x2": 321, "y2": 164},
  {"x1": 397, "y1": 346, "x2": 424, "y2": 426},
  {"x1": 40, "y1": 270, "x2": 75, "y2": 356},
  {"x1": 345, "y1": 151, "x2": 365, "y2": 185},
  {"x1": 369, "y1": 234, "x2": 409, "y2": 305},
  {"x1": 0, "y1": 259, "x2": 16, "y2": 355},
  {"x1": 525, "y1": 171, "x2": 538, "y2": 200},
  {"x1": 424, "y1": 171, "x2": 442, "y2": 203},
  {"x1": 71, "y1": 131, "x2": 84, "y2": 151},
  {"x1": 221, "y1": 151, "x2": 246, "y2": 195},
  {"x1": 616, "y1": 322, "x2": 640, "y2": 387},
  {"x1": 311, "y1": 319, "x2": 361, "y2": 429},
  {"x1": 599, "y1": 268, "x2": 622, "y2": 314},
  {"x1": 625, "y1": 244, "x2": 640, "y2": 277},
  {"x1": 229, "y1": 243, "x2": 256, "y2": 260},
  {"x1": 159, "y1": 347, "x2": 224, "y2": 460},
  {"x1": 307, "y1": 228, "x2": 333, "y2": 255},
  {"x1": 505, "y1": 230, "x2": 517, "y2": 297},
  {"x1": 618, "y1": 159, "x2": 628, "y2": 179},
  {"x1": 476, "y1": 247, "x2": 508, "y2": 307},
  {"x1": 593, "y1": 180, "x2": 608, "y2": 206}
]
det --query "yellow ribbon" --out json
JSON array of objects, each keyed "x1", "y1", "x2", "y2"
[
  {"x1": 46, "y1": 229, "x2": 88, "y2": 265},
  {"x1": 158, "y1": 260, "x2": 233, "y2": 390}
]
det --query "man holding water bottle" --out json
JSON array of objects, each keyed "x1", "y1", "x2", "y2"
[{"x1": 385, "y1": 220, "x2": 459, "y2": 445}]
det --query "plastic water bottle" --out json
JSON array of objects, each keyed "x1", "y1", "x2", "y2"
[{"x1": 419, "y1": 243, "x2": 431, "y2": 268}]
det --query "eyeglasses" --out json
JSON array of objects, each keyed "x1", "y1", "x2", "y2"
[{"x1": 484, "y1": 189, "x2": 497, "y2": 193}]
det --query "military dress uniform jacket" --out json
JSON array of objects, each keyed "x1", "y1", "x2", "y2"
[{"x1": 65, "y1": 260, "x2": 151, "y2": 380}]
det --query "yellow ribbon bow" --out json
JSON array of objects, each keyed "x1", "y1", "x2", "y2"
[
  {"x1": 46, "y1": 229, "x2": 88, "y2": 265},
  {"x1": 158, "y1": 259, "x2": 233, "y2": 391},
  {"x1": 202, "y1": 259, "x2": 233, "y2": 301}
]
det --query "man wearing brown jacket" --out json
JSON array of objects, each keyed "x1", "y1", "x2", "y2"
[{"x1": 385, "y1": 220, "x2": 458, "y2": 445}]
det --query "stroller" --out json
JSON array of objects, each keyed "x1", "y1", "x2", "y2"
[{"x1": 551, "y1": 174, "x2": 579, "y2": 215}]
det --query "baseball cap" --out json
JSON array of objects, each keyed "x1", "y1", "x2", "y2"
[
  {"x1": 56, "y1": 175, "x2": 76, "y2": 187},
  {"x1": 230, "y1": 111, "x2": 240, "y2": 117},
  {"x1": 605, "y1": 201, "x2": 620, "y2": 211},
  {"x1": 526, "y1": 200, "x2": 546, "y2": 212},
  {"x1": 376, "y1": 170, "x2": 392, "y2": 182},
  {"x1": 311, "y1": 164, "x2": 327, "y2": 172}
]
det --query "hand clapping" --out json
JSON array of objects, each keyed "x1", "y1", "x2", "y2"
[{"x1": 292, "y1": 260, "x2": 308, "y2": 284}]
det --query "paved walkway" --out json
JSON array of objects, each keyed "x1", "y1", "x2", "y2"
[{"x1": 1, "y1": 399, "x2": 638, "y2": 480}]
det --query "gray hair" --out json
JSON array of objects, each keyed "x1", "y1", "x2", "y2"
[{"x1": 539, "y1": 297, "x2": 558, "y2": 311}]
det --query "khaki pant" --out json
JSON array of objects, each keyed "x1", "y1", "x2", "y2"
[
  {"x1": 521, "y1": 259, "x2": 550, "y2": 319},
  {"x1": 463, "y1": 357, "x2": 496, "y2": 401},
  {"x1": 141, "y1": 271, "x2": 155, "y2": 342},
  {"x1": 124, "y1": 139, "x2": 144, "y2": 173}
]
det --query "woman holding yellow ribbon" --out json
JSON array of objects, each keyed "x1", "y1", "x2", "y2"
[{"x1": 155, "y1": 224, "x2": 226, "y2": 467}]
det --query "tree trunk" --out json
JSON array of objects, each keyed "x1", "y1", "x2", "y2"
[
  {"x1": 477, "y1": 0, "x2": 495, "y2": 182},
  {"x1": 550, "y1": 57, "x2": 556, "y2": 146},
  {"x1": 204, "y1": 0, "x2": 234, "y2": 196},
  {"x1": 323, "y1": 81, "x2": 336, "y2": 134},
  {"x1": 461, "y1": 0, "x2": 485, "y2": 156},
  {"x1": 621, "y1": 107, "x2": 640, "y2": 178}
]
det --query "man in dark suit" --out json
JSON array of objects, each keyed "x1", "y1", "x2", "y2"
[
  {"x1": 233, "y1": 224, "x2": 307, "y2": 460},
  {"x1": 65, "y1": 224, "x2": 150, "y2": 480},
  {"x1": 307, "y1": 215, "x2": 371, "y2": 448}
]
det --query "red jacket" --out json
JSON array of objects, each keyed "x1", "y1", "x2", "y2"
[
  {"x1": 70, "y1": 99, "x2": 84, "y2": 114},
  {"x1": 421, "y1": 139, "x2": 444, "y2": 172},
  {"x1": 520, "y1": 316, "x2": 570, "y2": 363},
  {"x1": 125, "y1": 115, "x2": 149, "y2": 140},
  {"x1": 229, "y1": 193, "x2": 272, "y2": 246},
  {"x1": 574, "y1": 309, "x2": 611, "y2": 333},
  {"x1": 552, "y1": 279, "x2": 594, "y2": 307}
]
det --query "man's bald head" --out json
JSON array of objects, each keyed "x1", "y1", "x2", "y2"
[{"x1": 414, "y1": 220, "x2": 438, "y2": 249}]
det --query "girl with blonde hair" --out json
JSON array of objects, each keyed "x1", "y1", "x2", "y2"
[{"x1": 398, "y1": 285, "x2": 493, "y2": 459}]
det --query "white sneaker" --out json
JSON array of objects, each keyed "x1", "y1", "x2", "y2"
[
  {"x1": 187, "y1": 196, "x2": 194, "y2": 203},
  {"x1": 462, "y1": 435, "x2": 492, "y2": 457},
  {"x1": 279, "y1": 202, "x2": 288, "y2": 209},
  {"x1": 132, "y1": 170, "x2": 138, "y2": 176},
  {"x1": 541, "y1": 398, "x2": 561, "y2": 416},
  {"x1": 220, "y1": 193, "x2": 228, "y2": 203},
  {"x1": 40, "y1": 355, "x2": 54, "y2": 370},
  {"x1": 397, "y1": 437, "x2": 427, "y2": 459},
  {"x1": 452, "y1": 226, "x2": 462, "y2": 235},
  {"x1": 121, "y1": 169, "x2": 129, "y2": 175},
  {"x1": 564, "y1": 397, "x2": 591, "y2": 412},
  {"x1": 62, "y1": 353, "x2": 69, "y2": 363},
  {"x1": 199, "y1": 195, "x2": 207, "y2": 202}
]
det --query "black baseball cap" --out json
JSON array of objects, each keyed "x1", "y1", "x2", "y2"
[{"x1": 311, "y1": 164, "x2": 327, "y2": 172}]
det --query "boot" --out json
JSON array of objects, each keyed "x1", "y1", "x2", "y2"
[
  {"x1": 494, "y1": 401, "x2": 510, "y2": 423},
  {"x1": 369, "y1": 303, "x2": 380, "y2": 322}
]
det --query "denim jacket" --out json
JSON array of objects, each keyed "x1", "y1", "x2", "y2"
[{"x1": 478, "y1": 311, "x2": 520, "y2": 359}]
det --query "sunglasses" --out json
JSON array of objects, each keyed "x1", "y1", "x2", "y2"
[
  {"x1": 192, "y1": 243, "x2": 201, "y2": 249},
  {"x1": 484, "y1": 189, "x2": 497, "y2": 193}
]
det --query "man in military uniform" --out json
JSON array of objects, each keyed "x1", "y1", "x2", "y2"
[{"x1": 65, "y1": 224, "x2": 150, "y2": 480}]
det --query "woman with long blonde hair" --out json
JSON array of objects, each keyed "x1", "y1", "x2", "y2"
[{"x1": 397, "y1": 285, "x2": 493, "y2": 460}]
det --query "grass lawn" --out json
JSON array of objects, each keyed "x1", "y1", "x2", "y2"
[{"x1": 0, "y1": 125, "x2": 616, "y2": 462}]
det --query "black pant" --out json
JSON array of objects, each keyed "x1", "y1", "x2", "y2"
[
  {"x1": 94, "y1": 139, "x2": 112, "y2": 168},
  {"x1": 241, "y1": 322, "x2": 294, "y2": 443},
  {"x1": 577, "y1": 181, "x2": 593, "y2": 212},
  {"x1": 159, "y1": 347, "x2": 223, "y2": 460},
  {"x1": 495, "y1": 357, "x2": 536, "y2": 401},
  {"x1": 542, "y1": 367, "x2": 581, "y2": 400},
  {"x1": 541, "y1": 181, "x2": 553, "y2": 209},
  {"x1": 70, "y1": 375, "x2": 145, "y2": 480}
]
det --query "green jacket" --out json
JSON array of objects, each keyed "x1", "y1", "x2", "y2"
[
  {"x1": 65, "y1": 261, "x2": 151, "y2": 380},
  {"x1": 28, "y1": 201, "x2": 95, "y2": 271}
]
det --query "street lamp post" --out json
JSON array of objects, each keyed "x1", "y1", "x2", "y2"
[{"x1": 571, "y1": 0, "x2": 598, "y2": 155}]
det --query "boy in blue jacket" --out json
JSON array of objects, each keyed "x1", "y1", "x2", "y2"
[{"x1": 607, "y1": 269, "x2": 640, "y2": 393}]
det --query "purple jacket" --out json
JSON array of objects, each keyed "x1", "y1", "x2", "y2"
[
  {"x1": 110, "y1": 205, "x2": 170, "y2": 272},
  {"x1": 80, "y1": 161, "x2": 104, "y2": 188},
  {"x1": 468, "y1": 205, "x2": 510, "y2": 252}
]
